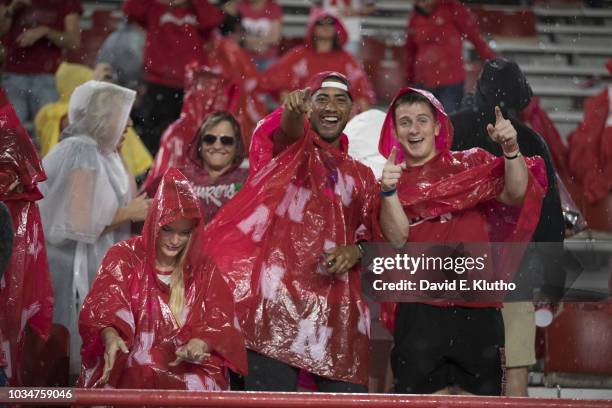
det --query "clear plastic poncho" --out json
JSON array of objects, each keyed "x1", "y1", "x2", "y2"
[{"x1": 38, "y1": 80, "x2": 136, "y2": 375}]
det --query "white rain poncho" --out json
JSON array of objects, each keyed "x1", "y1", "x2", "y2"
[
  {"x1": 38, "y1": 80, "x2": 136, "y2": 375},
  {"x1": 345, "y1": 109, "x2": 387, "y2": 179}
]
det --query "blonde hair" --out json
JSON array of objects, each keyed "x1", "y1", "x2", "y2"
[{"x1": 168, "y1": 235, "x2": 192, "y2": 327}]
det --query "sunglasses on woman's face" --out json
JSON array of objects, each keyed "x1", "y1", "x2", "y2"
[
  {"x1": 316, "y1": 17, "x2": 335, "y2": 26},
  {"x1": 201, "y1": 134, "x2": 235, "y2": 146}
]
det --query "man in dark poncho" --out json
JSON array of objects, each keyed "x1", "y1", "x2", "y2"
[{"x1": 450, "y1": 58, "x2": 565, "y2": 396}]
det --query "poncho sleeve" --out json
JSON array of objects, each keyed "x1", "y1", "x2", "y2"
[
  {"x1": 78, "y1": 243, "x2": 138, "y2": 386},
  {"x1": 355, "y1": 167, "x2": 379, "y2": 243},
  {"x1": 178, "y1": 260, "x2": 247, "y2": 376},
  {"x1": 259, "y1": 47, "x2": 303, "y2": 96},
  {"x1": 39, "y1": 138, "x2": 121, "y2": 245}
]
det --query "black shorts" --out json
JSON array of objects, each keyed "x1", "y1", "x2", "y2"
[{"x1": 391, "y1": 303, "x2": 505, "y2": 395}]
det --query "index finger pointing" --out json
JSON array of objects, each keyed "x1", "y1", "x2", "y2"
[
  {"x1": 303, "y1": 87, "x2": 312, "y2": 101},
  {"x1": 494, "y1": 106, "x2": 505, "y2": 124}
]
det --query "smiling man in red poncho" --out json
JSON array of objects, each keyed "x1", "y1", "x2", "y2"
[
  {"x1": 77, "y1": 168, "x2": 246, "y2": 391},
  {"x1": 204, "y1": 71, "x2": 377, "y2": 391},
  {"x1": 377, "y1": 88, "x2": 547, "y2": 395}
]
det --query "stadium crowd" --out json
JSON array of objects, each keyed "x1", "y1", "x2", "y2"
[{"x1": 0, "y1": 0, "x2": 611, "y2": 401}]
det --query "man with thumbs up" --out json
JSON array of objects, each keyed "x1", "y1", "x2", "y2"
[
  {"x1": 450, "y1": 58, "x2": 566, "y2": 397},
  {"x1": 377, "y1": 88, "x2": 546, "y2": 396}
]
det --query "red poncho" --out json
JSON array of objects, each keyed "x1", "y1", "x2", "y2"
[
  {"x1": 206, "y1": 33, "x2": 269, "y2": 144},
  {"x1": 567, "y1": 88, "x2": 612, "y2": 205},
  {"x1": 141, "y1": 64, "x2": 239, "y2": 195},
  {"x1": 122, "y1": 0, "x2": 222, "y2": 88},
  {"x1": 203, "y1": 83, "x2": 377, "y2": 385},
  {"x1": 0, "y1": 94, "x2": 53, "y2": 385},
  {"x1": 377, "y1": 88, "x2": 547, "y2": 332},
  {"x1": 404, "y1": 0, "x2": 496, "y2": 88},
  {"x1": 259, "y1": 10, "x2": 375, "y2": 108},
  {"x1": 521, "y1": 96, "x2": 570, "y2": 180},
  {"x1": 78, "y1": 168, "x2": 246, "y2": 390}
]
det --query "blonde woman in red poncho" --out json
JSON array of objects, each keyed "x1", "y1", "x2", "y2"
[{"x1": 78, "y1": 168, "x2": 246, "y2": 391}]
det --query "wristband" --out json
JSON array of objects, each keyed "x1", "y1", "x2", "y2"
[
  {"x1": 356, "y1": 240, "x2": 367, "y2": 257},
  {"x1": 381, "y1": 188, "x2": 397, "y2": 197},
  {"x1": 504, "y1": 150, "x2": 521, "y2": 160}
]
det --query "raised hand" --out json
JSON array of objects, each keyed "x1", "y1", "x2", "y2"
[
  {"x1": 284, "y1": 87, "x2": 312, "y2": 116},
  {"x1": 381, "y1": 146, "x2": 406, "y2": 193},
  {"x1": 486, "y1": 106, "x2": 519, "y2": 155}
]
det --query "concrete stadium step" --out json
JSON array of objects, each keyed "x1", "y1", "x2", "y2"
[{"x1": 520, "y1": 64, "x2": 611, "y2": 78}]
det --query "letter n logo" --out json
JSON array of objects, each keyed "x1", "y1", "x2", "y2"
[
  {"x1": 290, "y1": 319, "x2": 333, "y2": 362},
  {"x1": 275, "y1": 183, "x2": 312, "y2": 223},
  {"x1": 334, "y1": 171, "x2": 355, "y2": 207},
  {"x1": 237, "y1": 204, "x2": 271, "y2": 242}
]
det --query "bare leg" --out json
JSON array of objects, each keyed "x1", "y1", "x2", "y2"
[
  {"x1": 454, "y1": 386, "x2": 473, "y2": 395},
  {"x1": 505, "y1": 366, "x2": 529, "y2": 396}
]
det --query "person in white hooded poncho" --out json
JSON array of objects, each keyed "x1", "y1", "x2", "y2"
[{"x1": 38, "y1": 80, "x2": 151, "y2": 377}]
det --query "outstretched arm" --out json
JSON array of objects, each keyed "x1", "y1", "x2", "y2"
[{"x1": 488, "y1": 106, "x2": 528, "y2": 205}]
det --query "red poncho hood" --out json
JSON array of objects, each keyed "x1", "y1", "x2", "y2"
[
  {"x1": 379, "y1": 86, "x2": 453, "y2": 163},
  {"x1": 305, "y1": 9, "x2": 348, "y2": 49},
  {"x1": 142, "y1": 168, "x2": 204, "y2": 269},
  {"x1": 0, "y1": 91, "x2": 47, "y2": 195}
]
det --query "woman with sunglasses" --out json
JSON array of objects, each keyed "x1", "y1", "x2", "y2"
[{"x1": 144, "y1": 111, "x2": 249, "y2": 224}]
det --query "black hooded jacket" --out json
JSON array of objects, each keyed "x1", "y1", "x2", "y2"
[{"x1": 450, "y1": 58, "x2": 566, "y2": 300}]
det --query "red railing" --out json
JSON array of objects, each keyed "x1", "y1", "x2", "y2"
[{"x1": 2, "y1": 389, "x2": 611, "y2": 407}]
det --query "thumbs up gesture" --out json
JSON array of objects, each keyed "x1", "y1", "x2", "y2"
[
  {"x1": 381, "y1": 146, "x2": 406, "y2": 194},
  {"x1": 486, "y1": 106, "x2": 519, "y2": 155},
  {"x1": 284, "y1": 87, "x2": 312, "y2": 115}
]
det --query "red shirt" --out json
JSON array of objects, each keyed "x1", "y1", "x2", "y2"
[
  {"x1": 238, "y1": 0, "x2": 282, "y2": 60},
  {"x1": 123, "y1": 0, "x2": 222, "y2": 88},
  {"x1": 405, "y1": 0, "x2": 496, "y2": 88},
  {"x1": 180, "y1": 164, "x2": 249, "y2": 224},
  {"x1": 1, "y1": 0, "x2": 82, "y2": 74},
  {"x1": 146, "y1": 163, "x2": 249, "y2": 225}
]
